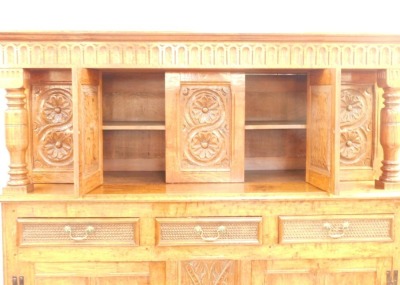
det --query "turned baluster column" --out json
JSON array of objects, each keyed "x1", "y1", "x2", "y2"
[
  {"x1": 1, "y1": 69, "x2": 32, "y2": 193},
  {"x1": 375, "y1": 69, "x2": 400, "y2": 190}
]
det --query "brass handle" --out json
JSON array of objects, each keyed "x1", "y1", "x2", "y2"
[
  {"x1": 323, "y1": 221, "x2": 350, "y2": 239},
  {"x1": 12, "y1": 277, "x2": 17, "y2": 285},
  {"x1": 194, "y1": 225, "x2": 226, "y2": 242},
  {"x1": 64, "y1": 225, "x2": 95, "y2": 241}
]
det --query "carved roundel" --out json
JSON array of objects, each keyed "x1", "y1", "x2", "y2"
[
  {"x1": 186, "y1": 131, "x2": 224, "y2": 164},
  {"x1": 185, "y1": 89, "x2": 225, "y2": 125},
  {"x1": 40, "y1": 130, "x2": 74, "y2": 166},
  {"x1": 340, "y1": 88, "x2": 368, "y2": 127},
  {"x1": 340, "y1": 129, "x2": 367, "y2": 164},
  {"x1": 40, "y1": 88, "x2": 73, "y2": 125}
]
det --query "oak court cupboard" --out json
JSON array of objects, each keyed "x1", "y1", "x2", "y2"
[{"x1": 0, "y1": 32, "x2": 400, "y2": 285}]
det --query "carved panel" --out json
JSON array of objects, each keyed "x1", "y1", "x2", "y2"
[
  {"x1": 1, "y1": 41, "x2": 400, "y2": 69},
  {"x1": 180, "y1": 85, "x2": 231, "y2": 171},
  {"x1": 309, "y1": 86, "x2": 331, "y2": 173},
  {"x1": 82, "y1": 85, "x2": 100, "y2": 174},
  {"x1": 32, "y1": 85, "x2": 73, "y2": 170},
  {"x1": 340, "y1": 85, "x2": 374, "y2": 167},
  {"x1": 181, "y1": 260, "x2": 236, "y2": 285}
]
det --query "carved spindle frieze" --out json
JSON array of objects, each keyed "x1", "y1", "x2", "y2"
[
  {"x1": 376, "y1": 69, "x2": 400, "y2": 189},
  {"x1": 4, "y1": 87, "x2": 32, "y2": 192}
]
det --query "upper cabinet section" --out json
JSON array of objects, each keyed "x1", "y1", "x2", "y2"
[{"x1": 1, "y1": 33, "x2": 400, "y2": 196}]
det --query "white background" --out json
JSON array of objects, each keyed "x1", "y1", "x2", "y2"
[{"x1": 0, "y1": 0, "x2": 400, "y2": 283}]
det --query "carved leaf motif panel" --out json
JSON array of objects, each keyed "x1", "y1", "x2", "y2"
[
  {"x1": 82, "y1": 85, "x2": 100, "y2": 174},
  {"x1": 181, "y1": 260, "x2": 237, "y2": 285},
  {"x1": 180, "y1": 85, "x2": 231, "y2": 171},
  {"x1": 32, "y1": 85, "x2": 73, "y2": 171},
  {"x1": 340, "y1": 85, "x2": 375, "y2": 167}
]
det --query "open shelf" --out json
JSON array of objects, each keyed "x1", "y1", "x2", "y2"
[
  {"x1": 103, "y1": 121, "x2": 165, "y2": 131},
  {"x1": 245, "y1": 121, "x2": 306, "y2": 130}
]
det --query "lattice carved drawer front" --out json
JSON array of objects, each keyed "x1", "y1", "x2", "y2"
[
  {"x1": 156, "y1": 217, "x2": 262, "y2": 246},
  {"x1": 279, "y1": 214, "x2": 394, "y2": 244},
  {"x1": 17, "y1": 218, "x2": 139, "y2": 246}
]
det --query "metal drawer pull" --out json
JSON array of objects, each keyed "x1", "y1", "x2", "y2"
[
  {"x1": 194, "y1": 225, "x2": 226, "y2": 242},
  {"x1": 323, "y1": 221, "x2": 350, "y2": 239},
  {"x1": 64, "y1": 225, "x2": 95, "y2": 241}
]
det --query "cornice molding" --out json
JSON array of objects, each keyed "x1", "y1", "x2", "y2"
[{"x1": 1, "y1": 32, "x2": 400, "y2": 69}]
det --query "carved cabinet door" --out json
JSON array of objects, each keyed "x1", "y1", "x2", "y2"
[
  {"x1": 73, "y1": 68, "x2": 103, "y2": 195},
  {"x1": 165, "y1": 73, "x2": 245, "y2": 183},
  {"x1": 306, "y1": 69, "x2": 340, "y2": 194}
]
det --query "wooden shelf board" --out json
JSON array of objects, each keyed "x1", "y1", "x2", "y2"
[
  {"x1": 103, "y1": 121, "x2": 165, "y2": 131},
  {"x1": 245, "y1": 121, "x2": 306, "y2": 130}
]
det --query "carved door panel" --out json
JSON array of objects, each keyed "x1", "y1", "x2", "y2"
[
  {"x1": 165, "y1": 72, "x2": 245, "y2": 183},
  {"x1": 21, "y1": 262, "x2": 164, "y2": 285},
  {"x1": 30, "y1": 70, "x2": 74, "y2": 183},
  {"x1": 253, "y1": 258, "x2": 391, "y2": 285},
  {"x1": 73, "y1": 68, "x2": 103, "y2": 195},
  {"x1": 340, "y1": 71, "x2": 379, "y2": 181},
  {"x1": 306, "y1": 69, "x2": 340, "y2": 194},
  {"x1": 180, "y1": 260, "x2": 238, "y2": 285}
]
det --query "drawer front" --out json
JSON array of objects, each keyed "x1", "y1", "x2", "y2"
[
  {"x1": 279, "y1": 214, "x2": 394, "y2": 244},
  {"x1": 17, "y1": 218, "x2": 139, "y2": 246},
  {"x1": 156, "y1": 217, "x2": 262, "y2": 246}
]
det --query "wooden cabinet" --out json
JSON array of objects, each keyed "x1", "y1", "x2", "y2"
[{"x1": 1, "y1": 32, "x2": 400, "y2": 285}]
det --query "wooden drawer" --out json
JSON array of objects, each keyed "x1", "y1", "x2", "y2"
[
  {"x1": 278, "y1": 214, "x2": 394, "y2": 244},
  {"x1": 156, "y1": 217, "x2": 262, "y2": 246},
  {"x1": 17, "y1": 218, "x2": 139, "y2": 246}
]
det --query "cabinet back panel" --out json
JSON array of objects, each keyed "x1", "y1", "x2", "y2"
[
  {"x1": 102, "y1": 72, "x2": 165, "y2": 122},
  {"x1": 245, "y1": 129, "x2": 306, "y2": 170},
  {"x1": 103, "y1": 130, "x2": 165, "y2": 171},
  {"x1": 245, "y1": 74, "x2": 307, "y2": 122}
]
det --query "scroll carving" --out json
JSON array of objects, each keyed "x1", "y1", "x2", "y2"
[
  {"x1": 340, "y1": 86, "x2": 374, "y2": 167},
  {"x1": 32, "y1": 85, "x2": 73, "y2": 169},
  {"x1": 180, "y1": 85, "x2": 231, "y2": 171},
  {"x1": 181, "y1": 260, "x2": 236, "y2": 285}
]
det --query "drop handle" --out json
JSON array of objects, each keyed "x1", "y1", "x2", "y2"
[
  {"x1": 194, "y1": 225, "x2": 226, "y2": 242},
  {"x1": 64, "y1": 225, "x2": 95, "y2": 241},
  {"x1": 323, "y1": 221, "x2": 350, "y2": 239}
]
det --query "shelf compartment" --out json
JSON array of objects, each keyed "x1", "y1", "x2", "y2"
[
  {"x1": 103, "y1": 121, "x2": 165, "y2": 131},
  {"x1": 245, "y1": 121, "x2": 306, "y2": 130}
]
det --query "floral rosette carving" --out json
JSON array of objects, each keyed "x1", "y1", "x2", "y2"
[
  {"x1": 190, "y1": 92, "x2": 222, "y2": 124},
  {"x1": 41, "y1": 91, "x2": 73, "y2": 124},
  {"x1": 190, "y1": 131, "x2": 222, "y2": 161},
  {"x1": 32, "y1": 86, "x2": 74, "y2": 168},
  {"x1": 181, "y1": 86, "x2": 230, "y2": 169},
  {"x1": 340, "y1": 130, "x2": 366, "y2": 164},
  {"x1": 40, "y1": 131, "x2": 73, "y2": 166},
  {"x1": 340, "y1": 86, "x2": 373, "y2": 167},
  {"x1": 340, "y1": 89, "x2": 368, "y2": 127}
]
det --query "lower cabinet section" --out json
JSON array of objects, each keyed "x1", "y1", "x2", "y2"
[{"x1": 2, "y1": 199, "x2": 399, "y2": 285}]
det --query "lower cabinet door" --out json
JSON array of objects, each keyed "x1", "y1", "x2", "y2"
[
  {"x1": 21, "y1": 262, "x2": 165, "y2": 285},
  {"x1": 252, "y1": 258, "x2": 392, "y2": 285}
]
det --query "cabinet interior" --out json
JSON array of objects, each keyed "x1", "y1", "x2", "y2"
[{"x1": 100, "y1": 71, "x2": 308, "y2": 185}]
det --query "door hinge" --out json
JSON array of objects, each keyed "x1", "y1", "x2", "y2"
[
  {"x1": 387, "y1": 270, "x2": 398, "y2": 285},
  {"x1": 12, "y1": 276, "x2": 24, "y2": 285}
]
